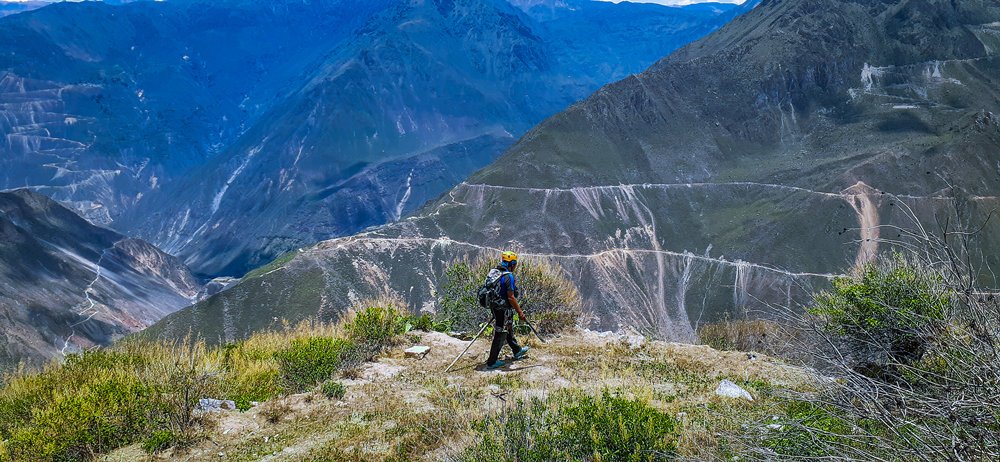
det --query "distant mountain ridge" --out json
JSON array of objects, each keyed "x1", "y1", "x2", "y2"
[
  {"x1": 0, "y1": 0, "x2": 748, "y2": 277},
  {"x1": 147, "y1": 0, "x2": 1000, "y2": 344},
  {"x1": 0, "y1": 189, "x2": 199, "y2": 368},
  {"x1": 121, "y1": 0, "x2": 753, "y2": 277}
]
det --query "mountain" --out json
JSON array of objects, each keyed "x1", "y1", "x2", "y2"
[
  {"x1": 117, "y1": 0, "x2": 750, "y2": 277},
  {"x1": 0, "y1": 0, "x2": 747, "y2": 278},
  {"x1": 146, "y1": 0, "x2": 1000, "y2": 344},
  {"x1": 0, "y1": 1, "x2": 46, "y2": 17},
  {"x1": 0, "y1": 189, "x2": 199, "y2": 368}
]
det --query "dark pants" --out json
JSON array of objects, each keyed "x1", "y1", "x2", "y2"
[{"x1": 487, "y1": 307, "x2": 521, "y2": 365}]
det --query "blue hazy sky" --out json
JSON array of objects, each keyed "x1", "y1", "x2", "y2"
[
  {"x1": 6, "y1": 0, "x2": 746, "y2": 4},
  {"x1": 598, "y1": 0, "x2": 745, "y2": 5}
]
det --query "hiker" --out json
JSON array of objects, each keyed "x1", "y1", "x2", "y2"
[{"x1": 484, "y1": 251, "x2": 529, "y2": 369}]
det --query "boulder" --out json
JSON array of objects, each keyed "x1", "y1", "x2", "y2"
[{"x1": 715, "y1": 379, "x2": 753, "y2": 401}]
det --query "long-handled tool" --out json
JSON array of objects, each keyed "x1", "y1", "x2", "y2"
[
  {"x1": 522, "y1": 316, "x2": 547, "y2": 343},
  {"x1": 445, "y1": 315, "x2": 494, "y2": 372}
]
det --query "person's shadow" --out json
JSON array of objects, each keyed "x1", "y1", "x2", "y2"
[{"x1": 468, "y1": 360, "x2": 541, "y2": 373}]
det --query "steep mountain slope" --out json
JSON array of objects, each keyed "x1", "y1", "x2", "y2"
[
  {"x1": 0, "y1": 189, "x2": 199, "y2": 368},
  {"x1": 0, "y1": 0, "x2": 386, "y2": 225},
  {"x1": 0, "y1": 0, "x2": 741, "y2": 278},
  {"x1": 121, "y1": 0, "x2": 748, "y2": 277},
  {"x1": 147, "y1": 0, "x2": 1000, "y2": 344}
]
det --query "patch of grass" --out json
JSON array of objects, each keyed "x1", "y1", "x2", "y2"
[
  {"x1": 342, "y1": 301, "x2": 407, "y2": 355},
  {"x1": 142, "y1": 430, "x2": 179, "y2": 454},
  {"x1": 0, "y1": 299, "x2": 409, "y2": 460},
  {"x1": 275, "y1": 337, "x2": 357, "y2": 393},
  {"x1": 321, "y1": 380, "x2": 346, "y2": 400},
  {"x1": 259, "y1": 400, "x2": 293, "y2": 424},
  {"x1": 243, "y1": 249, "x2": 299, "y2": 280},
  {"x1": 463, "y1": 389, "x2": 678, "y2": 462}
]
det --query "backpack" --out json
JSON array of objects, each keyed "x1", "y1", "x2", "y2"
[{"x1": 477, "y1": 269, "x2": 510, "y2": 309}]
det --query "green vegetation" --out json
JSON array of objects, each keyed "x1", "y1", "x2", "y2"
[
  {"x1": 142, "y1": 430, "x2": 180, "y2": 454},
  {"x1": 809, "y1": 255, "x2": 950, "y2": 377},
  {"x1": 242, "y1": 249, "x2": 300, "y2": 280},
  {"x1": 436, "y1": 256, "x2": 582, "y2": 333},
  {"x1": 344, "y1": 301, "x2": 407, "y2": 354},
  {"x1": 403, "y1": 313, "x2": 452, "y2": 333},
  {"x1": 463, "y1": 390, "x2": 678, "y2": 462},
  {"x1": 276, "y1": 337, "x2": 356, "y2": 392},
  {"x1": 735, "y1": 254, "x2": 1000, "y2": 461},
  {"x1": 0, "y1": 301, "x2": 407, "y2": 461},
  {"x1": 320, "y1": 380, "x2": 346, "y2": 400}
]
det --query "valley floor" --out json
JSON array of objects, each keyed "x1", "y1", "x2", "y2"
[{"x1": 102, "y1": 330, "x2": 812, "y2": 461}]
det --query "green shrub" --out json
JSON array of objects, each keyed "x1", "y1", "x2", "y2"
[
  {"x1": 437, "y1": 257, "x2": 582, "y2": 334},
  {"x1": 404, "y1": 313, "x2": 452, "y2": 333},
  {"x1": 320, "y1": 380, "x2": 346, "y2": 400},
  {"x1": 697, "y1": 318, "x2": 798, "y2": 358},
  {"x1": 737, "y1": 251, "x2": 1000, "y2": 461},
  {"x1": 463, "y1": 389, "x2": 678, "y2": 462},
  {"x1": 142, "y1": 430, "x2": 178, "y2": 454},
  {"x1": 808, "y1": 255, "x2": 951, "y2": 378},
  {"x1": 275, "y1": 337, "x2": 356, "y2": 392},
  {"x1": 343, "y1": 302, "x2": 407, "y2": 352},
  {"x1": 2, "y1": 370, "x2": 166, "y2": 461},
  {"x1": 224, "y1": 366, "x2": 283, "y2": 411}
]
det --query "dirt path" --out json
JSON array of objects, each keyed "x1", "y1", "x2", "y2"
[{"x1": 842, "y1": 182, "x2": 880, "y2": 270}]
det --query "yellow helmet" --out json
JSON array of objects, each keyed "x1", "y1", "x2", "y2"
[{"x1": 500, "y1": 251, "x2": 518, "y2": 268}]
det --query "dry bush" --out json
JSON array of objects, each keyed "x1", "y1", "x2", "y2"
[
  {"x1": 258, "y1": 399, "x2": 292, "y2": 424},
  {"x1": 696, "y1": 318, "x2": 799, "y2": 358}
]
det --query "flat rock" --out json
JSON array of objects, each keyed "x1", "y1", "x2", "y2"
[{"x1": 404, "y1": 345, "x2": 431, "y2": 359}]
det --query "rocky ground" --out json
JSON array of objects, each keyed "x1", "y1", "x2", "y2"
[{"x1": 102, "y1": 329, "x2": 812, "y2": 461}]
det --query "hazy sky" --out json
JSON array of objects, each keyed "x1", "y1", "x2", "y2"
[
  {"x1": 598, "y1": 0, "x2": 745, "y2": 5},
  {"x1": 4, "y1": 0, "x2": 748, "y2": 3}
]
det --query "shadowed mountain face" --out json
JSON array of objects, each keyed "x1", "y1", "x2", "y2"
[
  {"x1": 122, "y1": 0, "x2": 750, "y2": 277},
  {"x1": 0, "y1": 0, "x2": 388, "y2": 223},
  {"x1": 147, "y1": 0, "x2": 1000, "y2": 344},
  {"x1": 0, "y1": 189, "x2": 198, "y2": 368},
  {"x1": 0, "y1": 2, "x2": 46, "y2": 17},
  {"x1": 0, "y1": 0, "x2": 743, "y2": 278}
]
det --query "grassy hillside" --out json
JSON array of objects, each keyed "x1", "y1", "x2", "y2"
[
  {"x1": 96, "y1": 329, "x2": 810, "y2": 462},
  {"x1": 5, "y1": 250, "x2": 999, "y2": 461}
]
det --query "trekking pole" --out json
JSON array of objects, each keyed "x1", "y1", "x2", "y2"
[
  {"x1": 522, "y1": 316, "x2": 547, "y2": 343},
  {"x1": 445, "y1": 315, "x2": 494, "y2": 372}
]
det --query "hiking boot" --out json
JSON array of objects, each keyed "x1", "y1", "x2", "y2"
[
  {"x1": 513, "y1": 346, "x2": 530, "y2": 360},
  {"x1": 486, "y1": 360, "x2": 505, "y2": 370}
]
